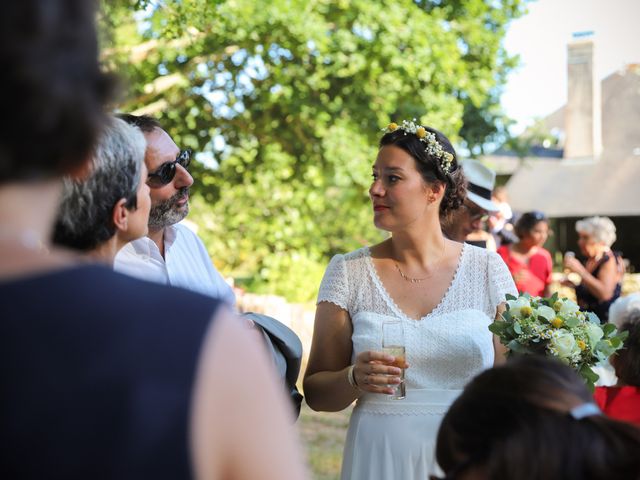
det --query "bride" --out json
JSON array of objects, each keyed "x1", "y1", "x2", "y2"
[{"x1": 303, "y1": 120, "x2": 517, "y2": 479}]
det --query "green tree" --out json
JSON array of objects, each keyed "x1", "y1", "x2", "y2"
[{"x1": 100, "y1": 0, "x2": 526, "y2": 301}]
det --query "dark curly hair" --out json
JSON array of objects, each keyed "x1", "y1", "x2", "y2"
[
  {"x1": 0, "y1": 0, "x2": 116, "y2": 183},
  {"x1": 379, "y1": 125, "x2": 465, "y2": 215},
  {"x1": 436, "y1": 355, "x2": 640, "y2": 480}
]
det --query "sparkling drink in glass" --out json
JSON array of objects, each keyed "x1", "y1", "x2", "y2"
[
  {"x1": 382, "y1": 320, "x2": 406, "y2": 400},
  {"x1": 564, "y1": 251, "x2": 575, "y2": 280}
]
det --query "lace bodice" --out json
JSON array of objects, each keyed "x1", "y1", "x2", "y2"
[{"x1": 317, "y1": 244, "x2": 517, "y2": 390}]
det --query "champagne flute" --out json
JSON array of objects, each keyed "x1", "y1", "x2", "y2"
[
  {"x1": 382, "y1": 320, "x2": 406, "y2": 400},
  {"x1": 564, "y1": 251, "x2": 575, "y2": 280},
  {"x1": 564, "y1": 251, "x2": 575, "y2": 264}
]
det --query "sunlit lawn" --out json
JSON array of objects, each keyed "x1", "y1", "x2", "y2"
[{"x1": 298, "y1": 402, "x2": 352, "y2": 480}]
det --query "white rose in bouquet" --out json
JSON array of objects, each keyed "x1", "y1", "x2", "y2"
[
  {"x1": 559, "y1": 299, "x2": 580, "y2": 316},
  {"x1": 535, "y1": 305, "x2": 556, "y2": 321},
  {"x1": 549, "y1": 331, "x2": 580, "y2": 361},
  {"x1": 585, "y1": 322, "x2": 604, "y2": 348},
  {"x1": 507, "y1": 297, "x2": 531, "y2": 318}
]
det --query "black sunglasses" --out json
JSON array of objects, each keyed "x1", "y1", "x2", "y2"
[
  {"x1": 146, "y1": 149, "x2": 191, "y2": 188},
  {"x1": 462, "y1": 201, "x2": 489, "y2": 222}
]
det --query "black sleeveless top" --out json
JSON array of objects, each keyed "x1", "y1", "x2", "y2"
[
  {"x1": 575, "y1": 252, "x2": 622, "y2": 323},
  {"x1": 0, "y1": 265, "x2": 221, "y2": 479}
]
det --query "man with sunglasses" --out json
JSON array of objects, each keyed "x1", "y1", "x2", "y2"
[
  {"x1": 114, "y1": 114, "x2": 235, "y2": 305},
  {"x1": 442, "y1": 159, "x2": 500, "y2": 245}
]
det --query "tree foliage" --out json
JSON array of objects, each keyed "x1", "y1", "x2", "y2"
[{"x1": 100, "y1": 0, "x2": 526, "y2": 301}]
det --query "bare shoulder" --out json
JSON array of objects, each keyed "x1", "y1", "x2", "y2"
[{"x1": 600, "y1": 254, "x2": 621, "y2": 275}]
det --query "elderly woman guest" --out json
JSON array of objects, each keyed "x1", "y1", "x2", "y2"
[
  {"x1": 304, "y1": 120, "x2": 516, "y2": 480},
  {"x1": 0, "y1": 2, "x2": 307, "y2": 479},
  {"x1": 564, "y1": 216, "x2": 624, "y2": 323},
  {"x1": 53, "y1": 118, "x2": 151, "y2": 265},
  {"x1": 497, "y1": 211, "x2": 552, "y2": 297}
]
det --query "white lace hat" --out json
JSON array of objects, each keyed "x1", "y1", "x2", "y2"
[{"x1": 461, "y1": 160, "x2": 499, "y2": 213}]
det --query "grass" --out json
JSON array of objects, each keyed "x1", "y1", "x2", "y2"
[{"x1": 298, "y1": 402, "x2": 352, "y2": 480}]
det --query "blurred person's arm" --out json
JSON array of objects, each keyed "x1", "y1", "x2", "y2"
[
  {"x1": 191, "y1": 308, "x2": 308, "y2": 480},
  {"x1": 565, "y1": 255, "x2": 620, "y2": 301},
  {"x1": 543, "y1": 249, "x2": 553, "y2": 297}
]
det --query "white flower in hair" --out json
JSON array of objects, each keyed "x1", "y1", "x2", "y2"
[{"x1": 382, "y1": 119, "x2": 454, "y2": 174}]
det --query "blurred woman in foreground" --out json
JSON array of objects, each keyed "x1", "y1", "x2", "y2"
[{"x1": 0, "y1": 2, "x2": 306, "y2": 479}]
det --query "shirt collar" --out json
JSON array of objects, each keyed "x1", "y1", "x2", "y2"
[
  {"x1": 127, "y1": 225, "x2": 179, "y2": 258},
  {"x1": 128, "y1": 236, "x2": 156, "y2": 257},
  {"x1": 164, "y1": 224, "x2": 178, "y2": 251}
]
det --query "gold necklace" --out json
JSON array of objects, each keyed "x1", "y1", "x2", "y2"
[{"x1": 394, "y1": 240, "x2": 446, "y2": 283}]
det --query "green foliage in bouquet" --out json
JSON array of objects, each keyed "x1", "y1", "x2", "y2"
[{"x1": 489, "y1": 293, "x2": 628, "y2": 390}]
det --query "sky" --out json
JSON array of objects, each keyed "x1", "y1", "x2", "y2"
[{"x1": 501, "y1": 0, "x2": 640, "y2": 134}]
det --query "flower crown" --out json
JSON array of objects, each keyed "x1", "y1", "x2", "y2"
[{"x1": 381, "y1": 119, "x2": 454, "y2": 174}]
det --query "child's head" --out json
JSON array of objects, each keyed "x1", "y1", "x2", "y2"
[{"x1": 435, "y1": 355, "x2": 640, "y2": 480}]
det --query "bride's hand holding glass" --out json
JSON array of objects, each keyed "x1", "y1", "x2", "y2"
[{"x1": 350, "y1": 350, "x2": 408, "y2": 395}]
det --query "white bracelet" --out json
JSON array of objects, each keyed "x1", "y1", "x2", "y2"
[{"x1": 347, "y1": 364, "x2": 359, "y2": 389}]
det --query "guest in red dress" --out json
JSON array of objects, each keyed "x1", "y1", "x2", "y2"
[
  {"x1": 594, "y1": 294, "x2": 640, "y2": 426},
  {"x1": 497, "y1": 211, "x2": 552, "y2": 297}
]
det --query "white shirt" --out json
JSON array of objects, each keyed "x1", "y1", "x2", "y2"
[{"x1": 114, "y1": 223, "x2": 236, "y2": 306}]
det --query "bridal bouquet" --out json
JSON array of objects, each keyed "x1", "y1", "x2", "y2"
[{"x1": 489, "y1": 293, "x2": 628, "y2": 390}]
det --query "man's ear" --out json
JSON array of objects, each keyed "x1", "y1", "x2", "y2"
[{"x1": 112, "y1": 198, "x2": 129, "y2": 232}]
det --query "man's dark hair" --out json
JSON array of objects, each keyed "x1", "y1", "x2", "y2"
[
  {"x1": 0, "y1": 0, "x2": 116, "y2": 183},
  {"x1": 116, "y1": 113, "x2": 162, "y2": 133}
]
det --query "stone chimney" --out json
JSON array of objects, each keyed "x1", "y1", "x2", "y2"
[{"x1": 564, "y1": 32, "x2": 602, "y2": 160}]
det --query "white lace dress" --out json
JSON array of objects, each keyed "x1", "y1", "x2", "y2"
[{"x1": 317, "y1": 244, "x2": 517, "y2": 480}]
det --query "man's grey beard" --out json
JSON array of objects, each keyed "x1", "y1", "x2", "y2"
[{"x1": 148, "y1": 187, "x2": 190, "y2": 229}]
